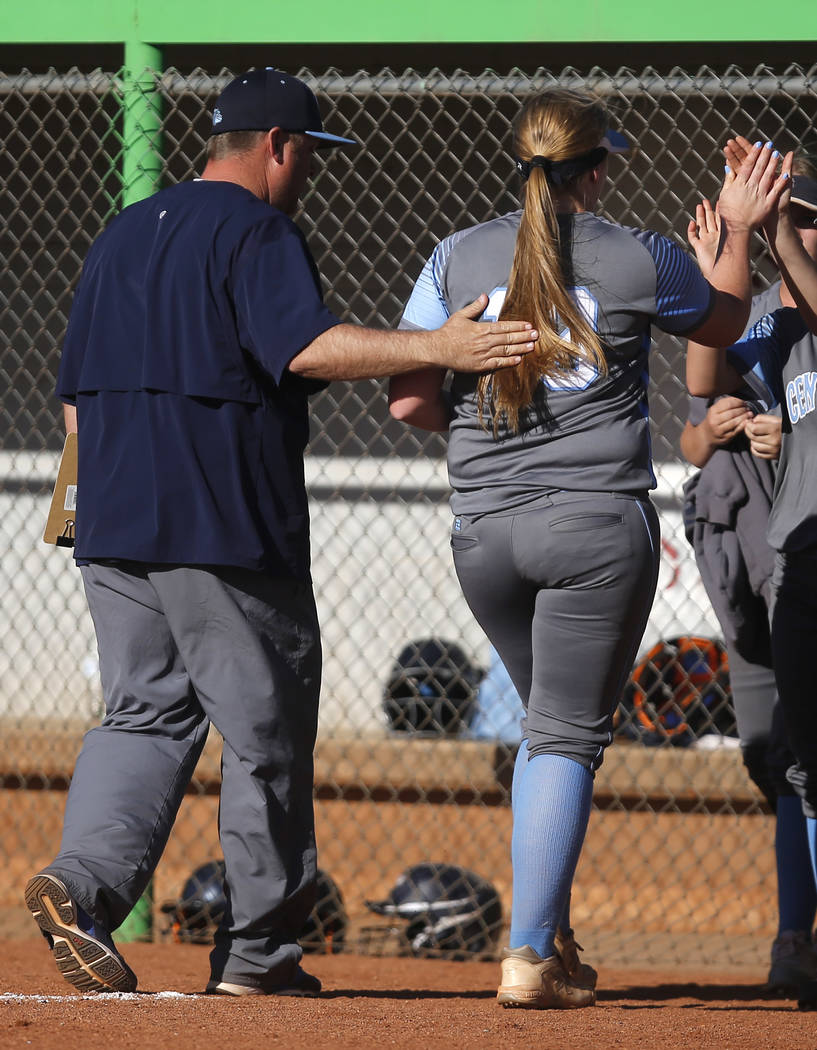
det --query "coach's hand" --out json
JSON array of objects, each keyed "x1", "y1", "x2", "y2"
[{"x1": 436, "y1": 295, "x2": 538, "y2": 372}]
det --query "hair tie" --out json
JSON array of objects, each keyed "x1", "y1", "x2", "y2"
[
  {"x1": 514, "y1": 146, "x2": 608, "y2": 186},
  {"x1": 515, "y1": 155, "x2": 552, "y2": 181}
]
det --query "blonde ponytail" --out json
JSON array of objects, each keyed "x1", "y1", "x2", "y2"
[{"x1": 479, "y1": 89, "x2": 611, "y2": 433}]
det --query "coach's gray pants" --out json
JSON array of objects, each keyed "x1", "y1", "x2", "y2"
[
  {"x1": 451, "y1": 492, "x2": 660, "y2": 772},
  {"x1": 48, "y1": 562, "x2": 322, "y2": 988}
]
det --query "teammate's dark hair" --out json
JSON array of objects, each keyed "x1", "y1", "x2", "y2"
[
  {"x1": 206, "y1": 130, "x2": 267, "y2": 161},
  {"x1": 793, "y1": 150, "x2": 817, "y2": 180},
  {"x1": 479, "y1": 89, "x2": 609, "y2": 433}
]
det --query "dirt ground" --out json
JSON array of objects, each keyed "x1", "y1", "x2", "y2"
[{"x1": 4, "y1": 938, "x2": 817, "y2": 1050}]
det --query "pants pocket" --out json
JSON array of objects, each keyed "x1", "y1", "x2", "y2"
[{"x1": 548, "y1": 512, "x2": 623, "y2": 532}]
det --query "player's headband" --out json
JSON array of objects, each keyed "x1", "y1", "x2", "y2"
[{"x1": 514, "y1": 146, "x2": 608, "y2": 186}]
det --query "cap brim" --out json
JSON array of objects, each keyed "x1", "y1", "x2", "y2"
[
  {"x1": 306, "y1": 130, "x2": 357, "y2": 147},
  {"x1": 791, "y1": 174, "x2": 817, "y2": 213},
  {"x1": 600, "y1": 129, "x2": 629, "y2": 155}
]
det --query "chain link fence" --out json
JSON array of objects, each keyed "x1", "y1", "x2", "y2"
[{"x1": 2, "y1": 62, "x2": 815, "y2": 966}]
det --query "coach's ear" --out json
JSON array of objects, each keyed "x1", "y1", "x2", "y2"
[{"x1": 265, "y1": 127, "x2": 287, "y2": 166}]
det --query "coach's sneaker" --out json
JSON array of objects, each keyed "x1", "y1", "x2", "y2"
[
  {"x1": 206, "y1": 966, "x2": 321, "y2": 997},
  {"x1": 555, "y1": 927, "x2": 598, "y2": 990},
  {"x1": 24, "y1": 872, "x2": 137, "y2": 994},
  {"x1": 496, "y1": 945, "x2": 595, "y2": 1009},
  {"x1": 766, "y1": 929, "x2": 817, "y2": 994}
]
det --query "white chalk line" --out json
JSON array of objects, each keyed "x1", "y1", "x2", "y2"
[{"x1": 1, "y1": 990, "x2": 201, "y2": 1003}]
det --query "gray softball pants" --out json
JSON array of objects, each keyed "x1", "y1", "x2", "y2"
[
  {"x1": 49, "y1": 561, "x2": 322, "y2": 989},
  {"x1": 451, "y1": 492, "x2": 660, "y2": 772}
]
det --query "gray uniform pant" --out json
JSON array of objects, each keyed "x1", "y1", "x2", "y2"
[
  {"x1": 451, "y1": 491, "x2": 660, "y2": 772},
  {"x1": 49, "y1": 561, "x2": 322, "y2": 988}
]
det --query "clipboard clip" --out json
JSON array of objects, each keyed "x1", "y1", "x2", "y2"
[{"x1": 56, "y1": 519, "x2": 75, "y2": 548}]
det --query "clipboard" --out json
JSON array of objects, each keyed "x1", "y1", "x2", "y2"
[{"x1": 43, "y1": 432, "x2": 78, "y2": 547}]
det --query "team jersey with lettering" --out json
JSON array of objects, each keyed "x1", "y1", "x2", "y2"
[
  {"x1": 727, "y1": 306, "x2": 817, "y2": 552},
  {"x1": 400, "y1": 210, "x2": 714, "y2": 514}
]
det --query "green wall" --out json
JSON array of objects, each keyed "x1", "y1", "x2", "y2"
[{"x1": 4, "y1": 0, "x2": 817, "y2": 43}]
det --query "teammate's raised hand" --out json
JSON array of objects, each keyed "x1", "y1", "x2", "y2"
[
  {"x1": 717, "y1": 139, "x2": 791, "y2": 233},
  {"x1": 688, "y1": 198, "x2": 722, "y2": 279},
  {"x1": 723, "y1": 134, "x2": 753, "y2": 171}
]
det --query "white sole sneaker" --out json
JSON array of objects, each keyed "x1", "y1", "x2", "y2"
[
  {"x1": 497, "y1": 945, "x2": 595, "y2": 1009},
  {"x1": 24, "y1": 873, "x2": 137, "y2": 994}
]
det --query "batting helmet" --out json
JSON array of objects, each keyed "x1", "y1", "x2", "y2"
[
  {"x1": 160, "y1": 859, "x2": 227, "y2": 944},
  {"x1": 383, "y1": 639, "x2": 483, "y2": 736},
  {"x1": 161, "y1": 862, "x2": 347, "y2": 950},
  {"x1": 299, "y1": 869, "x2": 348, "y2": 954},
  {"x1": 618, "y1": 636, "x2": 736, "y2": 746},
  {"x1": 365, "y1": 862, "x2": 503, "y2": 959}
]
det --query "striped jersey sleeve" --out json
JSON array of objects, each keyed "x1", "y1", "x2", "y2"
[
  {"x1": 632, "y1": 230, "x2": 714, "y2": 335},
  {"x1": 726, "y1": 309, "x2": 794, "y2": 410},
  {"x1": 399, "y1": 229, "x2": 472, "y2": 330}
]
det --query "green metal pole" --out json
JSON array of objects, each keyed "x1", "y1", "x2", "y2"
[
  {"x1": 112, "y1": 38, "x2": 164, "y2": 938},
  {"x1": 121, "y1": 39, "x2": 163, "y2": 207}
]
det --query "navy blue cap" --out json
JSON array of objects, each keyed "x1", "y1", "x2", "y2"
[
  {"x1": 792, "y1": 174, "x2": 817, "y2": 213},
  {"x1": 211, "y1": 68, "x2": 356, "y2": 147}
]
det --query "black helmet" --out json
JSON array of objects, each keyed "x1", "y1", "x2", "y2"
[
  {"x1": 299, "y1": 869, "x2": 348, "y2": 954},
  {"x1": 383, "y1": 639, "x2": 483, "y2": 735},
  {"x1": 160, "y1": 859, "x2": 227, "y2": 944},
  {"x1": 365, "y1": 862, "x2": 503, "y2": 959}
]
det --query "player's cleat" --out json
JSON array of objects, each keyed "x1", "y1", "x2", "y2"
[
  {"x1": 496, "y1": 945, "x2": 596, "y2": 1009},
  {"x1": 766, "y1": 930, "x2": 817, "y2": 995},
  {"x1": 205, "y1": 966, "x2": 321, "y2": 997},
  {"x1": 555, "y1": 927, "x2": 598, "y2": 990},
  {"x1": 24, "y1": 872, "x2": 137, "y2": 994},
  {"x1": 797, "y1": 979, "x2": 817, "y2": 1011}
]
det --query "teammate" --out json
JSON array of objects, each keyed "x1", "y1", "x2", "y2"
[
  {"x1": 687, "y1": 139, "x2": 817, "y2": 1000},
  {"x1": 681, "y1": 153, "x2": 817, "y2": 993},
  {"x1": 24, "y1": 67, "x2": 538, "y2": 998},
  {"x1": 389, "y1": 89, "x2": 788, "y2": 1009}
]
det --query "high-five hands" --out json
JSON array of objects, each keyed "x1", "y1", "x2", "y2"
[{"x1": 717, "y1": 139, "x2": 792, "y2": 233}]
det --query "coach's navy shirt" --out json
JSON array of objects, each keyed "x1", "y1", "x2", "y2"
[{"x1": 57, "y1": 180, "x2": 340, "y2": 578}]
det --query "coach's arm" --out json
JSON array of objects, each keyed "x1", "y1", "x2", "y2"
[{"x1": 289, "y1": 295, "x2": 537, "y2": 381}]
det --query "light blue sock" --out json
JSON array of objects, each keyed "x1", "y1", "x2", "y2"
[
  {"x1": 509, "y1": 743, "x2": 593, "y2": 959},
  {"x1": 806, "y1": 815, "x2": 817, "y2": 889},
  {"x1": 560, "y1": 892, "x2": 572, "y2": 934},
  {"x1": 775, "y1": 795, "x2": 817, "y2": 934}
]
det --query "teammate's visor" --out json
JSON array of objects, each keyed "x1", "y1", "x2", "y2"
[{"x1": 600, "y1": 129, "x2": 629, "y2": 154}]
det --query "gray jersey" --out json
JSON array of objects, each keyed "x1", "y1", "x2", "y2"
[
  {"x1": 728, "y1": 298, "x2": 817, "y2": 552},
  {"x1": 401, "y1": 210, "x2": 713, "y2": 515},
  {"x1": 683, "y1": 286, "x2": 782, "y2": 643},
  {"x1": 687, "y1": 281, "x2": 782, "y2": 504}
]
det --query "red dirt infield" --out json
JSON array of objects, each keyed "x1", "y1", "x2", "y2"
[{"x1": 4, "y1": 939, "x2": 817, "y2": 1050}]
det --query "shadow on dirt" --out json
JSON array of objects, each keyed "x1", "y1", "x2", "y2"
[{"x1": 598, "y1": 983, "x2": 794, "y2": 1007}]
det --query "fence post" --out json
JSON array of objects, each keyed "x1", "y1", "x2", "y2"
[{"x1": 121, "y1": 40, "x2": 163, "y2": 207}]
